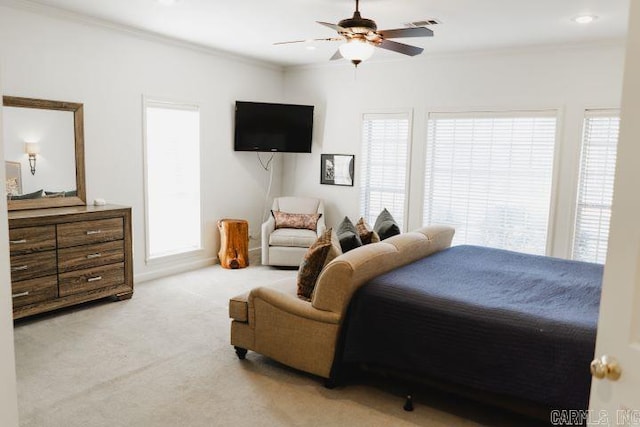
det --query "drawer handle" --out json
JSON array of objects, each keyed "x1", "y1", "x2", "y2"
[
  {"x1": 86, "y1": 230, "x2": 102, "y2": 235},
  {"x1": 87, "y1": 276, "x2": 103, "y2": 282},
  {"x1": 11, "y1": 265, "x2": 28, "y2": 272},
  {"x1": 86, "y1": 253, "x2": 102, "y2": 259},
  {"x1": 9, "y1": 239, "x2": 27, "y2": 244},
  {"x1": 12, "y1": 291, "x2": 29, "y2": 298}
]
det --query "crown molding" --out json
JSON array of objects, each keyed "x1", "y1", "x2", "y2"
[{"x1": 0, "y1": 0, "x2": 284, "y2": 73}]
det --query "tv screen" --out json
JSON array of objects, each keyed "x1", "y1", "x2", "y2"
[{"x1": 234, "y1": 101, "x2": 314, "y2": 153}]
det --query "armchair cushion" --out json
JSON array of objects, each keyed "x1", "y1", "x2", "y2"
[
  {"x1": 336, "y1": 216, "x2": 363, "y2": 253},
  {"x1": 297, "y1": 229, "x2": 341, "y2": 301},
  {"x1": 269, "y1": 228, "x2": 318, "y2": 248},
  {"x1": 272, "y1": 210, "x2": 322, "y2": 231}
]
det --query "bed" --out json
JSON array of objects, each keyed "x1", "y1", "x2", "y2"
[{"x1": 339, "y1": 245, "x2": 603, "y2": 412}]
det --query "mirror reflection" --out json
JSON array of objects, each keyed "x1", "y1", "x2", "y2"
[
  {"x1": 3, "y1": 106, "x2": 77, "y2": 200},
  {"x1": 2, "y1": 96, "x2": 85, "y2": 211}
]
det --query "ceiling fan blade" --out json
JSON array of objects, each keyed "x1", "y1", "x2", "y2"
[
  {"x1": 273, "y1": 40, "x2": 308, "y2": 45},
  {"x1": 378, "y1": 27, "x2": 434, "y2": 39},
  {"x1": 274, "y1": 37, "x2": 343, "y2": 46},
  {"x1": 377, "y1": 39, "x2": 424, "y2": 56},
  {"x1": 317, "y1": 21, "x2": 345, "y2": 32},
  {"x1": 330, "y1": 49, "x2": 343, "y2": 60}
]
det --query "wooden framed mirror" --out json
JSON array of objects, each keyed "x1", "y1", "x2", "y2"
[{"x1": 2, "y1": 96, "x2": 86, "y2": 211}]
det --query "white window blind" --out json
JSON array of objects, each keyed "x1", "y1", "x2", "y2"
[
  {"x1": 144, "y1": 101, "x2": 202, "y2": 260},
  {"x1": 360, "y1": 113, "x2": 410, "y2": 230},
  {"x1": 572, "y1": 110, "x2": 620, "y2": 264},
  {"x1": 423, "y1": 111, "x2": 557, "y2": 255}
]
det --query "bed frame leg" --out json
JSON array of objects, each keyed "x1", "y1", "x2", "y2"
[
  {"x1": 324, "y1": 377, "x2": 337, "y2": 389},
  {"x1": 403, "y1": 394, "x2": 414, "y2": 411}
]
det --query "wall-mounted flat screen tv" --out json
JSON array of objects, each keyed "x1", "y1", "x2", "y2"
[{"x1": 234, "y1": 101, "x2": 314, "y2": 153}]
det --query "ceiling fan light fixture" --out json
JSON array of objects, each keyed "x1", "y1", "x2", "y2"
[{"x1": 339, "y1": 39, "x2": 374, "y2": 66}]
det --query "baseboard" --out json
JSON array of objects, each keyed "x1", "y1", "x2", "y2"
[
  {"x1": 135, "y1": 256, "x2": 218, "y2": 283},
  {"x1": 136, "y1": 247, "x2": 262, "y2": 283},
  {"x1": 249, "y1": 247, "x2": 262, "y2": 266}
]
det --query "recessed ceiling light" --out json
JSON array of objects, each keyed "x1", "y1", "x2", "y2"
[
  {"x1": 573, "y1": 15, "x2": 598, "y2": 24},
  {"x1": 306, "y1": 46, "x2": 317, "y2": 51}
]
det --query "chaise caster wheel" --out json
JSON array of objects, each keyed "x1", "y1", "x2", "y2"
[
  {"x1": 324, "y1": 378, "x2": 337, "y2": 389},
  {"x1": 234, "y1": 346, "x2": 248, "y2": 360},
  {"x1": 403, "y1": 394, "x2": 414, "y2": 411}
]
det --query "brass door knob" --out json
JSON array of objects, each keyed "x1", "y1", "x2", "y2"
[{"x1": 590, "y1": 355, "x2": 621, "y2": 381}]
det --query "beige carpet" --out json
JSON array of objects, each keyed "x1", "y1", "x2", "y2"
[{"x1": 13, "y1": 264, "x2": 547, "y2": 427}]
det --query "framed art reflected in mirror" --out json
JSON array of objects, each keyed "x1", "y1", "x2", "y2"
[
  {"x1": 320, "y1": 154, "x2": 354, "y2": 186},
  {"x1": 5, "y1": 161, "x2": 22, "y2": 197}
]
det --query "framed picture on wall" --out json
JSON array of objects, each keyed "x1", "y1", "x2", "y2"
[
  {"x1": 5, "y1": 161, "x2": 22, "y2": 196},
  {"x1": 320, "y1": 154, "x2": 354, "y2": 186}
]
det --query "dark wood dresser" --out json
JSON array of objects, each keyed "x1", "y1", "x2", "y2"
[{"x1": 8, "y1": 205, "x2": 133, "y2": 319}]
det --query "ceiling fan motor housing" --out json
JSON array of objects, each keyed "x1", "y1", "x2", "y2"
[{"x1": 338, "y1": 11, "x2": 377, "y2": 35}]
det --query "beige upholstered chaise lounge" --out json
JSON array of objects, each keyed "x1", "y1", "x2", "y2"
[{"x1": 229, "y1": 225, "x2": 455, "y2": 383}]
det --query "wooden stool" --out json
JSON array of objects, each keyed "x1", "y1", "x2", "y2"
[{"x1": 217, "y1": 219, "x2": 249, "y2": 269}]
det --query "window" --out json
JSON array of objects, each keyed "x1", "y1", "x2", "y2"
[
  {"x1": 572, "y1": 110, "x2": 620, "y2": 263},
  {"x1": 359, "y1": 112, "x2": 411, "y2": 230},
  {"x1": 144, "y1": 100, "x2": 201, "y2": 260},
  {"x1": 423, "y1": 111, "x2": 557, "y2": 255}
]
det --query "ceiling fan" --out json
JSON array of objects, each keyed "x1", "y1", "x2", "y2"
[{"x1": 274, "y1": 0, "x2": 434, "y2": 67}]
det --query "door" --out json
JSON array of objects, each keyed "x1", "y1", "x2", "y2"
[
  {"x1": 0, "y1": 62, "x2": 20, "y2": 425},
  {"x1": 589, "y1": 1, "x2": 640, "y2": 420}
]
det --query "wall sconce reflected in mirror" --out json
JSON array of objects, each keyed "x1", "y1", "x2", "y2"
[{"x1": 24, "y1": 142, "x2": 40, "y2": 175}]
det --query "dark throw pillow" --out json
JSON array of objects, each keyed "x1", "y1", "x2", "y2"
[
  {"x1": 297, "y1": 228, "x2": 341, "y2": 301},
  {"x1": 44, "y1": 191, "x2": 65, "y2": 198},
  {"x1": 336, "y1": 216, "x2": 362, "y2": 253},
  {"x1": 45, "y1": 190, "x2": 77, "y2": 197},
  {"x1": 9, "y1": 189, "x2": 43, "y2": 200},
  {"x1": 374, "y1": 208, "x2": 401, "y2": 240}
]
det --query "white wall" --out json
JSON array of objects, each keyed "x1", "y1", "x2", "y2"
[
  {"x1": 283, "y1": 44, "x2": 626, "y2": 258},
  {"x1": 0, "y1": 4, "x2": 286, "y2": 281},
  {"x1": 0, "y1": 66, "x2": 20, "y2": 427}
]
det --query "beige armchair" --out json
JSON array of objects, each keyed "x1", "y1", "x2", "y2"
[{"x1": 261, "y1": 196, "x2": 326, "y2": 267}]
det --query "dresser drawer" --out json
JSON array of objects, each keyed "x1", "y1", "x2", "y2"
[
  {"x1": 57, "y1": 218, "x2": 124, "y2": 248},
  {"x1": 9, "y1": 226, "x2": 56, "y2": 255},
  {"x1": 11, "y1": 276, "x2": 58, "y2": 308},
  {"x1": 10, "y1": 251, "x2": 57, "y2": 282},
  {"x1": 59, "y1": 262, "x2": 125, "y2": 297},
  {"x1": 58, "y1": 240, "x2": 125, "y2": 273}
]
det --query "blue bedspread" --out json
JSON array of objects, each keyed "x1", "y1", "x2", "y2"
[{"x1": 341, "y1": 245, "x2": 603, "y2": 410}]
